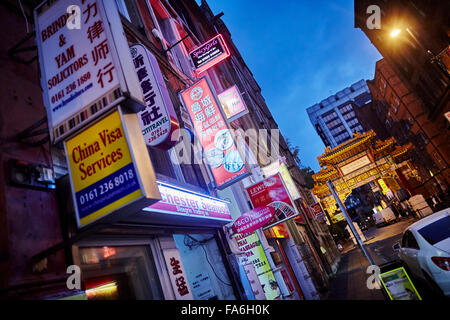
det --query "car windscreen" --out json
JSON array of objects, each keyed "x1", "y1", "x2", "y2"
[{"x1": 418, "y1": 216, "x2": 450, "y2": 245}]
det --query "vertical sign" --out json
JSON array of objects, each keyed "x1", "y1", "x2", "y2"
[
  {"x1": 65, "y1": 109, "x2": 160, "y2": 228},
  {"x1": 130, "y1": 44, "x2": 179, "y2": 149},
  {"x1": 34, "y1": 0, "x2": 144, "y2": 142},
  {"x1": 217, "y1": 85, "x2": 248, "y2": 121},
  {"x1": 179, "y1": 77, "x2": 249, "y2": 189},
  {"x1": 234, "y1": 232, "x2": 281, "y2": 300},
  {"x1": 162, "y1": 249, "x2": 194, "y2": 300},
  {"x1": 246, "y1": 173, "x2": 301, "y2": 229}
]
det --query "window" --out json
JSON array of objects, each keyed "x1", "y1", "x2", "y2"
[
  {"x1": 401, "y1": 230, "x2": 420, "y2": 250},
  {"x1": 115, "y1": 0, "x2": 146, "y2": 36},
  {"x1": 418, "y1": 216, "x2": 450, "y2": 245}
]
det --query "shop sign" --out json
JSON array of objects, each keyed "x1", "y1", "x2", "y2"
[
  {"x1": 340, "y1": 155, "x2": 371, "y2": 176},
  {"x1": 377, "y1": 178, "x2": 393, "y2": 196},
  {"x1": 144, "y1": 182, "x2": 232, "y2": 222},
  {"x1": 130, "y1": 44, "x2": 179, "y2": 148},
  {"x1": 34, "y1": 0, "x2": 144, "y2": 143},
  {"x1": 232, "y1": 206, "x2": 275, "y2": 234},
  {"x1": 246, "y1": 173, "x2": 300, "y2": 230},
  {"x1": 162, "y1": 249, "x2": 193, "y2": 300},
  {"x1": 379, "y1": 267, "x2": 421, "y2": 300},
  {"x1": 217, "y1": 85, "x2": 248, "y2": 121},
  {"x1": 179, "y1": 76, "x2": 249, "y2": 189},
  {"x1": 262, "y1": 158, "x2": 301, "y2": 200},
  {"x1": 189, "y1": 34, "x2": 230, "y2": 74},
  {"x1": 65, "y1": 108, "x2": 160, "y2": 228},
  {"x1": 234, "y1": 232, "x2": 281, "y2": 300},
  {"x1": 310, "y1": 203, "x2": 326, "y2": 220}
]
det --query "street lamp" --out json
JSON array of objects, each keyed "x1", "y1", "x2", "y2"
[{"x1": 389, "y1": 27, "x2": 449, "y2": 78}]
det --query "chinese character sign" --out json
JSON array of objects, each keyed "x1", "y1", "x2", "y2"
[
  {"x1": 162, "y1": 249, "x2": 193, "y2": 300},
  {"x1": 35, "y1": 0, "x2": 139, "y2": 142},
  {"x1": 130, "y1": 44, "x2": 179, "y2": 149},
  {"x1": 180, "y1": 77, "x2": 249, "y2": 189},
  {"x1": 246, "y1": 173, "x2": 300, "y2": 229}
]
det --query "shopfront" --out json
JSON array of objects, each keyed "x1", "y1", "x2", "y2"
[{"x1": 71, "y1": 181, "x2": 240, "y2": 300}]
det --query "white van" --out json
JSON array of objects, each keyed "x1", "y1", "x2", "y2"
[{"x1": 373, "y1": 207, "x2": 397, "y2": 227}]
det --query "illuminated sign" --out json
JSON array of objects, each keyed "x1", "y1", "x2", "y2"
[
  {"x1": 232, "y1": 206, "x2": 275, "y2": 234},
  {"x1": 189, "y1": 34, "x2": 230, "y2": 74},
  {"x1": 34, "y1": 0, "x2": 144, "y2": 142},
  {"x1": 130, "y1": 43, "x2": 179, "y2": 148},
  {"x1": 144, "y1": 182, "x2": 232, "y2": 222},
  {"x1": 310, "y1": 203, "x2": 326, "y2": 220},
  {"x1": 179, "y1": 76, "x2": 249, "y2": 189},
  {"x1": 262, "y1": 158, "x2": 301, "y2": 200},
  {"x1": 377, "y1": 178, "x2": 392, "y2": 196},
  {"x1": 217, "y1": 85, "x2": 248, "y2": 121},
  {"x1": 65, "y1": 108, "x2": 160, "y2": 228},
  {"x1": 246, "y1": 173, "x2": 300, "y2": 229},
  {"x1": 340, "y1": 155, "x2": 371, "y2": 176}
]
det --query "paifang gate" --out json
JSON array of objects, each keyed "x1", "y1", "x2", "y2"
[{"x1": 311, "y1": 130, "x2": 415, "y2": 223}]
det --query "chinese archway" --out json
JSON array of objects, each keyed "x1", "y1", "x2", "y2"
[{"x1": 311, "y1": 130, "x2": 415, "y2": 223}]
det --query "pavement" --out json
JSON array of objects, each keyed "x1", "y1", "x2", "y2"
[{"x1": 325, "y1": 217, "x2": 417, "y2": 300}]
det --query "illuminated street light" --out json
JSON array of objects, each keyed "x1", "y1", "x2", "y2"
[{"x1": 390, "y1": 29, "x2": 401, "y2": 38}]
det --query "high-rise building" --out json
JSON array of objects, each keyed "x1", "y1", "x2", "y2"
[{"x1": 306, "y1": 80, "x2": 372, "y2": 148}]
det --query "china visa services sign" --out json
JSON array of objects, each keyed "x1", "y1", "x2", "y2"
[
  {"x1": 65, "y1": 108, "x2": 160, "y2": 228},
  {"x1": 34, "y1": 0, "x2": 144, "y2": 143}
]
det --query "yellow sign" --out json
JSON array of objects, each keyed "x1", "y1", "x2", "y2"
[
  {"x1": 377, "y1": 178, "x2": 391, "y2": 196},
  {"x1": 379, "y1": 267, "x2": 421, "y2": 300},
  {"x1": 65, "y1": 109, "x2": 148, "y2": 227}
]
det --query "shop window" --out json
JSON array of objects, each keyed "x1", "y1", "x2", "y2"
[
  {"x1": 79, "y1": 245, "x2": 164, "y2": 300},
  {"x1": 173, "y1": 234, "x2": 236, "y2": 300}
]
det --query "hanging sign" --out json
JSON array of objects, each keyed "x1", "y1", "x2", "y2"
[
  {"x1": 310, "y1": 203, "x2": 326, "y2": 220},
  {"x1": 130, "y1": 44, "x2": 179, "y2": 149},
  {"x1": 232, "y1": 206, "x2": 275, "y2": 234},
  {"x1": 189, "y1": 34, "x2": 230, "y2": 74},
  {"x1": 217, "y1": 85, "x2": 248, "y2": 121},
  {"x1": 179, "y1": 76, "x2": 249, "y2": 189},
  {"x1": 144, "y1": 182, "x2": 232, "y2": 222},
  {"x1": 262, "y1": 157, "x2": 301, "y2": 200},
  {"x1": 34, "y1": 0, "x2": 144, "y2": 143},
  {"x1": 246, "y1": 173, "x2": 300, "y2": 229},
  {"x1": 65, "y1": 108, "x2": 160, "y2": 228}
]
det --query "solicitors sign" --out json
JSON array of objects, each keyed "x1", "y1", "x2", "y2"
[
  {"x1": 34, "y1": 0, "x2": 144, "y2": 143},
  {"x1": 65, "y1": 108, "x2": 160, "y2": 228},
  {"x1": 179, "y1": 76, "x2": 249, "y2": 189},
  {"x1": 130, "y1": 43, "x2": 179, "y2": 149}
]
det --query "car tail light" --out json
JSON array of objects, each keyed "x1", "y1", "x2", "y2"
[{"x1": 431, "y1": 257, "x2": 450, "y2": 271}]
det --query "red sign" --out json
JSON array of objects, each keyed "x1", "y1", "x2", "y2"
[
  {"x1": 246, "y1": 173, "x2": 300, "y2": 229},
  {"x1": 179, "y1": 77, "x2": 249, "y2": 189},
  {"x1": 232, "y1": 206, "x2": 275, "y2": 234},
  {"x1": 310, "y1": 203, "x2": 326, "y2": 220},
  {"x1": 189, "y1": 34, "x2": 230, "y2": 74}
]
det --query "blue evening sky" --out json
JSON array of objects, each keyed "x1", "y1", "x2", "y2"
[{"x1": 207, "y1": 0, "x2": 382, "y2": 171}]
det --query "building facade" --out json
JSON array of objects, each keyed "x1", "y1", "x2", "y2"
[
  {"x1": 354, "y1": 0, "x2": 449, "y2": 194},
  {"x1": 0, "y1": 0, "x2": 338, "y2": 300},
  {"x1": 366, "y1": 58, "x2": 449, "y2": 196},
  {"x1": 306, "y1": 80, "x2": 372, "y2": 148}
]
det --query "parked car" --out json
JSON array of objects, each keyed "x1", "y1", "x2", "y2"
[{"x1": 393, "y1": 208, "x2": 450, "y2": 297}]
